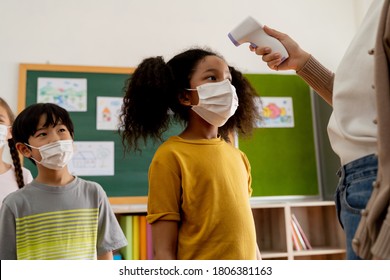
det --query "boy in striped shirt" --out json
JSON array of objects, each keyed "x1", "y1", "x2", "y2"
[{"x1": 0, "y1": 103, "x2": 127, "y2": 259}]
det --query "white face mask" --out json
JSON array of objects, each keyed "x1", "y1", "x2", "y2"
[
  {"x1": 25, "y1": 140, "x2": 74, "y2": 170},
  {"x1": 0, "y1": 124, "x2": 10, "y2": 149},
  {"x1": 187, "y1": 79, "x2": 239, "y2": 127}
]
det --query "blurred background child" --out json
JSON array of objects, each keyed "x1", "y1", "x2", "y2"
[{"x1": 0, "y1": 97, "x2": 32, "y2": 206}]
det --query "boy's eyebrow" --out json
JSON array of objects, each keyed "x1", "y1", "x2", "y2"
[
  {"x1": 33, "y1": 126, "x2": 47, "y2": 133},
  {"x1": 34, "y1": 122, "x2": 66, "y2": 133}
]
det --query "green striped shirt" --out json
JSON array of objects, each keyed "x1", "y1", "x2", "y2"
[{"x1": 0, "y1": 177, "x2": 127, "y2": 260}]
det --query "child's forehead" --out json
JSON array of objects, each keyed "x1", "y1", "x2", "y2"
[
  {"x1": 198, "y1": 56, "x2": 227, "y2": 68},
  {"x1": 194, "y1": 56, "x2": 230, "y2": 75},
  {"x1": 37, "y1": 113, "x2": 63, "y2": 128},
  {"x1": 0, "y1": 107, "x2": 11, "y2": 123}
]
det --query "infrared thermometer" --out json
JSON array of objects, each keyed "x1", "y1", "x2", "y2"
[{"x1": 228, "y1": 16, "x2": 289, "y2": 64}]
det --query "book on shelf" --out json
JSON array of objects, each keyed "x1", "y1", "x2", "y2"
[
  {"x1": 291, "y1": 214, "x2": 312, "y2": 250},
  {"x1": 139, "y1": 215, "x2": 147, "y2": 260},
  {"x1": 118, "y1": 214, "x2": 153, "y2": 260},
  {"x1": 119, "y1": 215, "x2": 133, "y2": 260},
  {"x1": 132, "y1": 215, "x2": 140, "y2": 260},
  {"x1": 291, "y1": 220, "x2": 303, "y2": 251},
  {"x1": 291, "y1": 219, "x2": 306, "y2": 250}
]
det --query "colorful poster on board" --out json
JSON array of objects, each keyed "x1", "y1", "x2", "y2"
[
  {"x1": 257, "y1": 96, "x2": 294, "y2": 128},
  {"x1": 37, "y1": 77, "x2": 87, "y2": 111},
  {"x1": 96, "y1": 96, "x2": 122, "y2": 130},
  {"x1": 68, "y1": 141, "x2": 114, "y2": 176}
]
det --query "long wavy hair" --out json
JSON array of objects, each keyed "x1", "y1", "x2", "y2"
[{"x1": 119, "y1": 47, "x2": 261, "y2": 153}]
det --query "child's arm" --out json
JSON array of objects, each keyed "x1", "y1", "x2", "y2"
[
  {"x1": 151, "y1": 220, "x2": 178, "y2": 260},
  {"x1": 97, "y1": 251, "x2": 113, "y2": 260},
  {"x1": 256, "y1": 244, "x2": 262, "y2": 260},
  {"x1": 0, "y1": 204, "x2": 17, "y2": 259}
]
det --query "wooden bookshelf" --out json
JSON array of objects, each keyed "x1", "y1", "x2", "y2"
[
  {"x1": 251, "y1": 200, "x2": 346, "y2": 260},
  {"x1": 111, "y1": 198, "x2": 346, "y2": 260}
]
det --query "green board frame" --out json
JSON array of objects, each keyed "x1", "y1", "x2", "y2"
[{"x1": 239, "y1": 74, "x2": 319, "y2": 197}]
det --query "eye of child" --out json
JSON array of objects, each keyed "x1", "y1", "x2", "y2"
[{"x1": 206, "y1": 76, "x2": 217, "y2": 81}]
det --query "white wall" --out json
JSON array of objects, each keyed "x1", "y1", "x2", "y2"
[{"x1": 0, "y1": 0, "x2": 371, "y2": 114}]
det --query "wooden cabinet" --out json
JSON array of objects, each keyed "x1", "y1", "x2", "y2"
[
  {"x1": 251, "y1": 200, "x2": 346, "y2": 260},
  {"x1": 110, "y1": 198, "x2": 346, "y2": 260}
]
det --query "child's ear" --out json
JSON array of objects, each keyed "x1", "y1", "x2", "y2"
[
  {"x1": 16, "y1": 143, "x2": 32, "y2": 158},
  {"x1": 178, "y1": 91, "x2": 193, "y2": 106}
]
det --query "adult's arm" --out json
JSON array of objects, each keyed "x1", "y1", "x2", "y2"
[{"x1": 251, "y1": 26, "x2": 334, "y2": 105}]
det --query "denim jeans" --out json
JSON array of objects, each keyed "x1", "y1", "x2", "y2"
[{"x1": 334, "y1": 154, "x2": 378, "y2": 260}]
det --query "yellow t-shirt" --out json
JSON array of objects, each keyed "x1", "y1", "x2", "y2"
[{"x1": 146, "y1": 136, "x2": 257, "y2": 260}]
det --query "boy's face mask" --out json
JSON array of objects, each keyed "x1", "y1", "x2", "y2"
[
  {"x1": 0, "y1": 124, "x2": 10, "y2": 149},
  {"x1": 187, "y1": 79, "x2": 239, "y2": 127},
  {"x1": 25, "y1": 140, "x2": 74, "y2": 170}
]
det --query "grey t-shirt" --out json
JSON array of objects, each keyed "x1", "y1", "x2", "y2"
[{"x1": 0, "y1": 177, "x2": 127, "y2": 259}]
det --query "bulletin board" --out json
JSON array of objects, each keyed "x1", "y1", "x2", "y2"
[
  {"x1": 239, "y1": 74, "x2": 319, "y2": 197},
  {"x1": 18, "y1": 64, "x2": 183, "y2": 198}
]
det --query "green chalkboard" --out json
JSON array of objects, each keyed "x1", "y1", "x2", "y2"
[
  {"x1": 19, "y1": 65, "x2": 317, "y2": 198},
  {"x1": 18, "y1": 64, "x2": 183, "y2": 197},
  {"x1": 239, "y1": 74, "x2": 319, "y2": 197}
]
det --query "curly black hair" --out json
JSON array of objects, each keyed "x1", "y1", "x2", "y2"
[
  {"x1": 119, "y1": 47, "x2": 261, "y2": 152},
  {"x1": 218, "y1": 66, "x2": 261, "y2": 141}
]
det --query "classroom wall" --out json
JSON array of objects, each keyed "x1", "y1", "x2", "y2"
[
  {"x1": 0, "y1": 0, "x2": 372, "y2": 197},
  {"x1": 1, "y1": 0, "x2": 371, "y2": 111}
]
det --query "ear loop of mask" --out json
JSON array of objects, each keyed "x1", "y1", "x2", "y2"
[{"x1": 23, "y1": 142, "x2": 41, "y2": 164}]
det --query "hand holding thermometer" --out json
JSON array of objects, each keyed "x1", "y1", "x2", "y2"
[{"x1": 228, "y1": 16, "x2": 289, "y2": 65}]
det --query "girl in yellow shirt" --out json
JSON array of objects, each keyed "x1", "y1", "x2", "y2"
[{"x1": 119, "y1": 48, "x2": 261, "y2": 260}]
